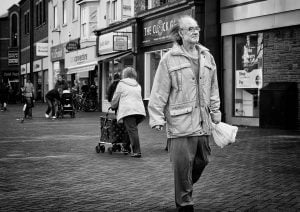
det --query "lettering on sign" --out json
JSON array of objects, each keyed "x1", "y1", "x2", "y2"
[
  {"x1": 8, "y1": 51, "x2": 19, "y2": 65},
  {"x1": 142, "y1": 10, "x2": 191, "y2": 45}
]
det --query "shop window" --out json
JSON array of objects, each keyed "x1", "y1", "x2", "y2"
[
  {"x1": 81, "y1": 6, "x2": 98, "y2": 39},
  {"x1": 24, "y1": 11, "x2": 30, "y2": 34},
  {"x1": 146, "y1": 0, "x2": 168, "y2": 9},
  {"x1": 11, "y1": 14, "x2": 18, "y2": 47},
  {"x1": 63, "y1": 0, "x2": 67, "y2": 25},
  {"x1": 144, "y1": 49, "x2": 170, "y2": 99},
  {"x1": 234, "y1": 33, "x2": 263, "y2": 117},
  {"x1": 72, "y1": 0, "x2": 79, "y2": 20},
  {"x1": 53, "y1": 5, "x2": 58, "y2": 29}
]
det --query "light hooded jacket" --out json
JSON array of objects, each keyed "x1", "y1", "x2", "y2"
[
  {"x1": 148, "y1": 44, "x2": 221, "y2": 138},
  {"x1": 111, "y1": 78, "x2": 146, "y2": 123}
]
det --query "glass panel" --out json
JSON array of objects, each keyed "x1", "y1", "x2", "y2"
[
  {"x1": 104, "y1": 61, "x2": 114, "y2": 100},
  {"x1": 54, "y1": 6, "x2": 58, "y2": 28},
  {"x1": 63, "y1": 0, "x2": 67, "y2": 25},
  {"x1": 234, "y1": 33, "x2": 263, "y2": 117},
  {"x1": 145, "y1": 50, "x2": 161, "y2": 99}
]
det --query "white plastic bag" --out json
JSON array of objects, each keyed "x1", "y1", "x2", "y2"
[
  {"x1": 23, "y1": 104, "x2": 27, "y2": 112},
  {"x1": 211, "y1": 122, "x2": 238, "y2": 148}
]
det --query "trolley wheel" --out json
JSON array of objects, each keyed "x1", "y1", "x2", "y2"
[
  {"x1": 95, "y1": 145, "x2": 100, "y2": 153},
  {"x1": 108, "y1": 147, "x2": 112, "y2": 154},
  {"x1": 117, "y1": 144, "x2": 121, "y2": 152},
  {"x1": 100, "y1": 145, "x2": 105, "y2": 153}
]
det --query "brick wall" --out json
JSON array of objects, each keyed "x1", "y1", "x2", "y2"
[
  {"x1": 263, "y1": 26, "x2": 300, "y2": 130},
  {"x1": 20, "y1": 0, "x2": 30, "y2": 50}
]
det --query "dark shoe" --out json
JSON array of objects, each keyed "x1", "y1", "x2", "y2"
[
  {"x1": 131, "y1": 153, "x2": 141, "y2": 158},
  {"x1": 177, "y1": 205, "x2": 194, "y2": 212}
]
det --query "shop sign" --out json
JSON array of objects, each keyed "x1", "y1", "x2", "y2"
[
  {"x1": 8, "y1": 51, "x2": 19, "y2": 65},
  {"x1": 3, "y1": 71, "x2": 19, "y2": 77},
  {"x1": 66, "y1": 39, "x2": 80, "y2": 52},
  {"x1": 98, "y1": 26, "x2": 132, "y2": 55},
  {"x1": 65, "y1": 46, "x2": 96, "y2": 68},
  {"x1": 236, "y1": 69, "x2": 263, "y2": 89},
  {"x1": 51, "y1": 44, "x2": 64, "y2": 61},
  {"x1": 33, "y1": 60, "x2": 42, "y2": 72},
  {"x1": 21, "y1": 64, "x2": 26, "y2": 75},
  {"x1": 142, "y1": 10, "x2": 191, "y2": 45},
  {"x1": 36, "y1": 43, "x2": 48, "y2": 56},
  {"x1": 113, "y1": 35, "x2": 128, "y2": 51}
]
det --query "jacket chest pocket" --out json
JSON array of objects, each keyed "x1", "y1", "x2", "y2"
[{"x1": 169, "y1": 63, "x2": 193, "y2": 91}]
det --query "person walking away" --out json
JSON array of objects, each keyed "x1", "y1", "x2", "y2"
[
  {"x1": 45, "y1": 88, "x2": 61, "y2": 119},
  {"x1": 81, "y1": 80, "x2": 89, "y2": 96},
  {"x1": 54, "y1": 75, "x2": 68, "y2": 91},
  {"x1": 107, "y1": 73, "x2": 120, "y2": 102},
  {"x1": 148, "y1": 15, "x2": 221, "y2": 212},
  {"x1": 111, "y1": 67, "x2": 146, "y2": 158},
  {"x1": 23, "y1": 77, "x2": 34, "y2": 118},
  {"x1": 0, "y1": 80, "x2": 9, "y2": 111}
]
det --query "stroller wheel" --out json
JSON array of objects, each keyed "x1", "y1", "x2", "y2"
[
  {"x1": 95, "y1": 145, "x2": 100, "y2": 153},
  {"x1": 100, "y1": 145, "x2": 105, "y2": 153}
]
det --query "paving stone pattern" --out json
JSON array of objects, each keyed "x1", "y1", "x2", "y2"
[{"x1": 0, "y1": 104, "x2": 299, "y2": 212}]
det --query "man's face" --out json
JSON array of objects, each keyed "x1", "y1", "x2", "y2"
[{"x1": 179, "y1": 17, "x2": 200, "y2": 45}]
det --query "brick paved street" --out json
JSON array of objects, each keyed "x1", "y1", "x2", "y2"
[{"x1": 0, "y1": 104, "x2": 299, "y2": 212}]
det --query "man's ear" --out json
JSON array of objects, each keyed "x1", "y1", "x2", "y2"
[{"x1": 178, "y1": 30, "x2": 184, "y2": 38}]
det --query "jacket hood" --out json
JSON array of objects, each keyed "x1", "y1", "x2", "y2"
[
  {"x1": 120, "y1": 78, "x2": 139, "y2": 86},
  {"x1": 171, "y1": 43, "x2": 209, "y2": 56}
]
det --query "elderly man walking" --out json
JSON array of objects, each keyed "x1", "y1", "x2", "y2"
[{"x1": 148, "y1": 15, "x2": 221, "y2": 212}]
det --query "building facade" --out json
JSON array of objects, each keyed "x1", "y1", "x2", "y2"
[
  {"x1": 48, "y1": 0, "x2": 100, "y2": 101},
  {"x1": 95, "y1": 0, "x2": 220, "y2": 112},
  {"x1": 95, "y1": 0, "x2": 136, "y2": 112},
  {"x1": 221, "y1": 0, "x2": 300, "y2": 130},
  {"x1": 19, "y1": 0, "x2": 49, "y2": 102},
  {"x1": 0, "y1": 5, "x2": 20, "y2": 103}
]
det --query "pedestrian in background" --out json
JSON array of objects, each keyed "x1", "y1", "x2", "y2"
[
  {"x1": 107, "y1": 72, "x2": 120, "y2": 103},
  {"x1": 54, "y1": 74, "x2": 68, "y2": 91},
  {"x1": 148, "y1": 15, "x2": 221, "y2": 211},
  {"x1": 111, "y1": 67, "x2": 146, "y2": 158},
  {"x1": 22, "y1": 77, "x2": 34, "y2": 119},
  {"x1": 45, "y1": 88, "x2": 61, "y2": 119},
  {"x1": 0, "y1": 80, "x2": 9, "y2": 111}
]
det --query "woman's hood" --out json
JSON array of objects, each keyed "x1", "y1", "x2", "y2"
[{"x1": 120, "y1": 78, "x2": 138, "y2": 86}]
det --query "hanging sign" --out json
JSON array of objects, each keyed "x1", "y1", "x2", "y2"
[{"x1": 113, "y1": 35, "x2": 128, "y2": 51}]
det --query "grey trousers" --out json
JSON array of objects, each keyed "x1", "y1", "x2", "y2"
[
  {"x1": 169, "y1": 136, "x2": 211, "y2": 207},
  {"x1": 123, "y1": 115, "x2": 143, "y2": 154}
]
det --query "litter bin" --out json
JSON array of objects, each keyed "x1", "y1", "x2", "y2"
[{"x1": 260, "y1": 82, "x2": 297, "y2": 129}]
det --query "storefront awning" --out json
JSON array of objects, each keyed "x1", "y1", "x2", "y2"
[
  {"x1": 67, "y1": 61, "x2": 97, "y2": 75},
  {"x1": 98, "y1": 50, "x2": 132, "y2": 61}
]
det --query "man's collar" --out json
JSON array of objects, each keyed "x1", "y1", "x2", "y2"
[{"x1": 171, "y1": 43, "x2": 209, "y2": 56}]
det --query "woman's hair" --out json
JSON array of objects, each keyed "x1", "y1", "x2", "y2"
[{"x1": 122, "y1": 67, "x2": 137, "y2": 79}]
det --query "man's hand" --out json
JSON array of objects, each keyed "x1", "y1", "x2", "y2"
[{"x1": 154, "y1": 125, "x2": 163, "y2": 131}]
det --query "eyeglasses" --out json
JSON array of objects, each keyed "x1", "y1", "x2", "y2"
[{"x1": 180, "y1": 26, "x2": 201, "y2": 32}]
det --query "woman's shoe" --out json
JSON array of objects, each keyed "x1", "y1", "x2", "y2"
[{"x1": 131, "y1": 153, "x2": 141, "y2": 158}]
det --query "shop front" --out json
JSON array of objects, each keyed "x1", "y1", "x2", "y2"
[
  {"x1": 50, "y1": 44, "x2": 65, "y2": 89},
  {"x1": 220, "y1": 0, "x2": 300, "y2": 128},
  {"x1": 221, "y1": 0, "x2": 300, "y2": 129},
  {"x1": 96, "y1": 23, "x2": 136, "y2": 112},
  {"x1": 65, "y1": 45, "x2": 98, "y2": 94},
  {"x1": 33, "y1": 58, "x2": 48, "y2": 102}
]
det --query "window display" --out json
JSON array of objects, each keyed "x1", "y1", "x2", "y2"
[
  {"x1": 144, "y1": 49, "x2": 169, "y2": 99},
  {"x1": 234, "y1": 33, "x2": 263, "y2": 117}
]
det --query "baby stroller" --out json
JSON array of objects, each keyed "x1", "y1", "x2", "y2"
[
  {"x1": 57, "y1": 90, "x2": 75, "y2": 118},
  {"x1": 96, "y1": 107, "x2": 130, "y2": 154}
]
